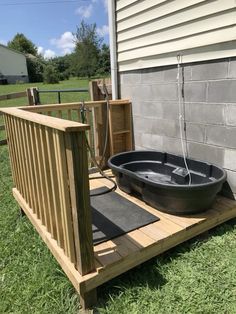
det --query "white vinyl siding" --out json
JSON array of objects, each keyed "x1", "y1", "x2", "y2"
[
  {"x1": 116, "y1": 0, "x2": 236, "y2": 71},
  {"x1": 0, "y1": 45, "x2": 28, "y2": 76}
]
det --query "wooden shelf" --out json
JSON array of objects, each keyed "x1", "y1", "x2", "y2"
[
  {"x1": 113, "y1": 129, "x2": 131, "y2": 135},
  {"x1": 108, "y1": 101, "x2": 133, "y2": 155}
]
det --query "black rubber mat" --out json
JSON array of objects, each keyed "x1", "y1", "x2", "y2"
[{"x1": 91, "y1": 187, "x2": 160, "y2": 245}]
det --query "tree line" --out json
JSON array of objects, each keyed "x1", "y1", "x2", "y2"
[{"x1": 7, "y1": 21, "x2": 110, "y2": 83}]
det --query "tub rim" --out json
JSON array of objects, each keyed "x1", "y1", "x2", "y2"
[{"x1": 108, "y1": 150, "x2": 227, "y2": 191}]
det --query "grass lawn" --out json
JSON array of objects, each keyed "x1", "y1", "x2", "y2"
[
  {"x1": 0, "y1": 77, "x2": 90, "y2": 108},
  {"x1": 0, "y1": 81, "x2": 236, "y2": 313}
]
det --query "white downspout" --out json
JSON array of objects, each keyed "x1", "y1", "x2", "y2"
[{"x1": 108, "y1": 0, "x2": 118, "y2": 100}]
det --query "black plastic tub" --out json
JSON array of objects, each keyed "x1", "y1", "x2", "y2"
[{"x1": 108, "y1": 150, "x2": 227, "y2": 215}]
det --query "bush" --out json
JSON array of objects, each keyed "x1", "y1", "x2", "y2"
[
  {"x1": 43, "y1": 65, "x2": 60, "y2": 84},
  {"x1": 27, "y1": 58, "x2": 44, "y2": 83}
]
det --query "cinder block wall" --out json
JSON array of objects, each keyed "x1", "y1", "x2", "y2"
[{"x1": 119, "y1": 57, "x2": 236, "y2": 198}]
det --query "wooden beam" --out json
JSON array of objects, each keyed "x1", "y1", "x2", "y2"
[
  {"x1": 0, "y1": 91, "x2": 26, "y2": 101},
  {"x1": 12, "y1": 188, "x2": 99, "y2": 293},
  {"x1": 65, "y1": 131, "x2": 95, "y2": 276},
  {"x1": 0, "y1": 108, "x2": 90, "y2": 132},
  {"x1": 19, "y1": 99, "x2": 131, "y2": 112}
]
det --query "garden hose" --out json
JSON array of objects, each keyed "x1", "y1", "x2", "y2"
[{"x1": 80, "y1": 97, "x2": 117, "y2": 197}]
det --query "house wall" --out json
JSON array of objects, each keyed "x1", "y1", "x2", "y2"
[
  {"x1": 0, "y1": 45, "x2": 28, "y2": 83},
  {"x1": 119, "y1": 57, "x2": 236, "y2": 198},
  {"x1": 116, "y1": 0, "x2": 236, "y2": 71}
]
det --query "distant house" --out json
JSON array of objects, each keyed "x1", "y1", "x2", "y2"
[
  {"x1": 108, "y1": 0, "x2": 236, "y2": 198},
  {"x1": 0, "y1": 44, "x2": 28, "y2": 84}
]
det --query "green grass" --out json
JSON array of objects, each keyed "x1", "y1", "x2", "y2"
[
  {"x1": 0, "y1": 77, "x2": 90, "y2": 108},
  {"x1": 1, "y1": 81, "x2": 236, "y2": 313}
]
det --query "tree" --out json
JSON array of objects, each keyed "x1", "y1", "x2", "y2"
[
  {"x1": 50, "y1": 55, "x2": 71, "y2": 80},
  {"x1": 43, "y1": 65, "x2": 59, "y2": 84},
  {"x1": 8, "y1": 33, "x2": 38, "y2": 56},
  {"x1": 73, "y1": 21, "x2": 102, "y2": 78},
  {"x1": 97, "y1": 44, "x2": 110, "y2": 75},
  {"x1": 27, "y1": 57, "x2": 44, "y2": 83}
]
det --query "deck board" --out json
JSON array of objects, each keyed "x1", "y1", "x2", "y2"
[
  {"x1": 17, "y1": 171, "x2": 236, "y2": 296},
  {"x1": 89, "y1": 171, "x2": 236, "y2": 284}
]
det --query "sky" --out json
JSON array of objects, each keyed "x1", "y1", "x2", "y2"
[{"x1": 0, "y1": 0, "x2": 109, "y2": 59}]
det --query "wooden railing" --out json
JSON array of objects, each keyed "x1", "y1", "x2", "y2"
[
  {"x1": 2, "y1": 107, "x2": 95, "y2": 275},
  {"x1": 0, "y1": 88, "x2": 38, "y2": 145},
  {"x1": 20, "y1": 99, "x2": 133, "y2": 166}
]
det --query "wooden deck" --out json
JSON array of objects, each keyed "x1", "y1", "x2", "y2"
[
  {"x1": 86, "y1": 171, "x2": 236, "y2": 291},
  {"x1": 12, "y1": 169, "x2": 236, "y2": 307}
]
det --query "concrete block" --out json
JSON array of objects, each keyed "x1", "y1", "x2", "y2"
[
  {"x1": 185, "y1": 103, "x2": 224, "y2": 125},
  {"x1": 162, "y1": 101, "x2": 179, "y2": 120},
  {"x1": 134, "y1": 145, "x2": 145, "y2": 150},
  {"x1": 191, "y1": 60, "x2": 228, "y2": 80},
  {"x1": 225, "y1": 104, "x2": 236, "y2": 126},
  {"x1": 131, "y1": 101, "x2": 142, "y2": 116},
  {"x1": 134, "y1": 131, "x2": 142, "y2": 147},
  {"x1": 224, "y1": 149, "x2": 236, "y2": 171},
  {"x1": 151, "y1": 83, "x2": 178, "y2": 101},
  {"x1": 228, "y1": 58, "x2": 236, "y2": 78},
  {"x1": 139, "y1": 101, "x2": 163, "y2": 119},
  {"x1": 120, "y1": 71, "x2": 141, "y2": 85},
  {"x1": 119, "y1": 84, "x2": 134, "y2": 99},
  {"x1": 208, "y1": 80, "x2": 236, "y2": 103},
  {"x1": 130, "y1": 84, "x2": 153, "y2": 101},
  {"x1": 186, "y1": 123, "x2": 205, "y2": 143},
  {"x1": 225, "y1": 169, "x2": 236, "y2": 194},
  {"x1": 164, "y1": 65, "x2": 191, "y2": 82},
  {"x1": 152, "y1": 119, "x2": 180, "y2": 138},
  {"x1": 184, "y1": 82, "x2": 207, "y2": 102},
  {"x1": 162, "y1": 136, "x2": 183, "y2": 155},
  {"x1": 141, "y1": 133, "x2": 163, "y2": 150},
  {"x1": 187, "y1": 142, "x2": 224, "y2": 166},
  {"x1": 206, "y1": 125, "x2": 236, "y2": 148},
  {"x1": 140, "y1": 68, "x2": 164, "y2": 83},
  {"x1": 133, "y1": 116, "x2": 153, "y2": 133}
]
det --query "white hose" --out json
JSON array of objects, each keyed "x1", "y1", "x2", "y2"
[{"x1": 177, "y1": 54, "x2": 192, "y2": 185}]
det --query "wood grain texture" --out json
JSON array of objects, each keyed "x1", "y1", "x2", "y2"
[
  {"x1": 0, "y1": 108, "x2": 90, "y2": 132},
  {"x1": 65, "y1": 131, "x2": 95, "y2": 275}
]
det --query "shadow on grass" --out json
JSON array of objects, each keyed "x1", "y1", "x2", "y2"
[{"x1": 96, "y1": 217, "x2": 236, "y2": 310}]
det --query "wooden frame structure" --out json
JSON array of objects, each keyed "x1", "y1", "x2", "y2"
[{"x1": 1, "y1": 101, "x2": 236, "y2": 311}]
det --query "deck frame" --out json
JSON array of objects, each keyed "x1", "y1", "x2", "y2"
[{"x1": 13, "y1": 176, "x2": 236, "y2": 310}]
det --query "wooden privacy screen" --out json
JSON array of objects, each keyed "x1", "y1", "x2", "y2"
[
  {"x1": 20, "y1": 99, "x2": 133, "y2": 166},
  {"x1": 2, "y1": 107, "x2": 95, "y2": 275}
]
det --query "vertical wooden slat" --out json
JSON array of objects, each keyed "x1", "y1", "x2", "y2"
[
  {"x1": 19, "y1": 119, "x2": 33, "y2": 208},
  {"x1": 12, "y1": 117, "x2": 27, "y2": 199},
  {"x1": 77, "y1": 109, "x2": 81, "y2": 122},
  {"x1": 16, "y1": 118, "x2": 30, "y2": 204},
  {"x1": 34, "y1": 124, "x2": 50, "y2": 230},
  {"x1": 108, "y1": 103, "x2": 114, "y2": 155},
  {"x1": 23, "y1": 120, "x2": 37, "y2": 212},
  {"x1": 46, "y1": 129, "x2": 64, "y2": 248},
  {"x1": 91, "y1": 108, "x2": 99, "y2": 160},
  {"x1": 125, "y1": 103, "x2": 133, "y2": 150},
  {"x1": 57, "y1": 110, "x2": 62, "y2": 118},
  {"x1": 47, "y1": 111, "x2": 52, "y2": 116},
  {"x1": 67, "y1": 109, "x2": 72, "y2": 120},
  {"x1": 28, "y1": 122, "x2": 42, "y2": 219},
  {"x1": 32, "y1": 123, "x2": 45, "y2": 222},
  {"x1": 54, "y1": 130, "x2": 69, "y2": 255},
  {"x1": 4, "y1": 115, "x2": 18, "y2": 187},
  {"x1": 54, "y1": 130, "x2": 76, "y2": 262},
  {"x1": 65, "y1": 131, "x2": 95, "y2": 275},
  {"x1": 40, "y1": 126, "x2": 57, "y2": 238}
]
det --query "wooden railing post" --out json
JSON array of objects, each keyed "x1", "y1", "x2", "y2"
[
  {"x1": 26, "y1": 88, "x2": 34, "y2": 106},
  {"x1": 65, "y1": 130, "x2": 95, "y2": 275}
]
